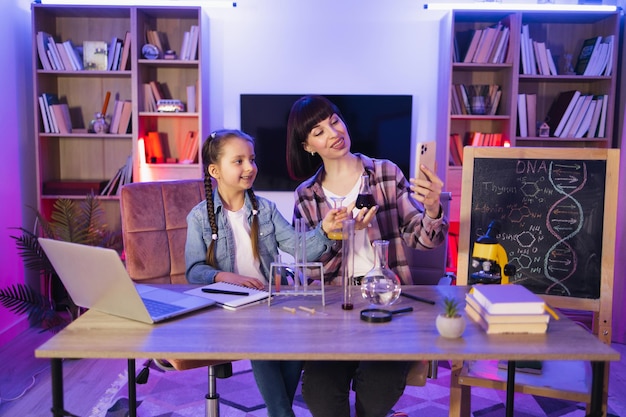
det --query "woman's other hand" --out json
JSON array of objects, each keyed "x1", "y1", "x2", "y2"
[
  {"x1": 410, "y1": 165, "x2": 444, "y2": 218},
  {"x1": 347, "y1": 203, "x2": 378, "y2": 230}
]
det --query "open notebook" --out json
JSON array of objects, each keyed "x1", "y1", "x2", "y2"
[
  {"x1": 38, "y1": 238, "x2": 215, "y2": 324},
  {"x1": 185, "y1": 282, "x2": 269, "y2": 310}
]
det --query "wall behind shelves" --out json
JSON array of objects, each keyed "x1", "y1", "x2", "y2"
[{"x1": 0, "y1": 0, "x2": 37, "y2": 347}]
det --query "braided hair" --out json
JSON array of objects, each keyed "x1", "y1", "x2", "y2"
[{"x1": 202, "y1": 129, "x2": 260, "y2": 267}]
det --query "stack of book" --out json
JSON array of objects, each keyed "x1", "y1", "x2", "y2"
[{"x1": 465, "y1": 284, "x2": 551, "y2": 334}]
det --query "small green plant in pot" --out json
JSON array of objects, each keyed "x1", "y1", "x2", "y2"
[
  {"x1": 0, "y1": 194, "x2": 122, "y2": 332},
  {"x1": 436, "y1": 296, "x2": 466, "y2": 338}
]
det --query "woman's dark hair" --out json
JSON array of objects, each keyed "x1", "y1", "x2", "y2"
[
  {"x1": 202, "y1": 129, "x2": 260, "y2": 267},
  {"x1": 286, "y1": 95, "x2": 346, "y2": 180}
]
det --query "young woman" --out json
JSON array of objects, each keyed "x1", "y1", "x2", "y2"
[
  {"x1": 286, "y1": 95, "x2": 449, "y2": 417},
  {"x1": 185, "y1": 129, "x2": 344, "y2": 417}
]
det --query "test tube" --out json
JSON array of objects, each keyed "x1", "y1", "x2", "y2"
[{"x1": 342, "y1": 219, "x2": 355, "y2": 310}]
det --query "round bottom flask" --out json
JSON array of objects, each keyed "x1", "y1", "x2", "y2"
[{"x1": 361, "y1": 240, "x2": 401, "y2": 306}]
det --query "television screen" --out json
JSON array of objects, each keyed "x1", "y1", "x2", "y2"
[{"x1": 240, "y1": 94, "x2": 413, "y2": 191}]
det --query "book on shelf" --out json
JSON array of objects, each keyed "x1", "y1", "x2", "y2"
[
  {"x1": 546, "y1": 48, "x2": 558, "y2": 76},
  {"x1": 544, "y1": 90, "x2": 581, "y2": 137},
  {"x1": 49, "y1": 104, "x2": 72, "y2": 134},
  {"x1": 186, "y1": 84, "x2": 196, "y2": 113},
  {"x1": 463, "y1": 29, "x2": 482, "y2": 63},
  {"x1": 562, "y1": 94, "x2": 592, "y2": 138},
  {"x1": 472, "y1": 23, "x2": 500, "y2": 64},
  {"x1": 517, "y1": 94, "x2": 527, "y2": 137},
  {"x1": 574, "y1": 36, "x2": 601, "y2": 75},
  {"x1": 143, "y1": 83, "x2": 157, "y2": 112},
  {"x1": 573, "y1": 99, "x2": 597, "y2": 138},
  {"x1": 585, "y1": 95, "x2": 604, "y2": 138},
  {"x1": 603, "y1": 35, "x2": 614, "y2": 76},
  {"x1": 185, "y1": 282, "x2": 270, "y2": 311},
  {"x1": 449, "y1": 133, "x2": 463, "y2": 166},
  {"x1": 119, "y1": 31, "x2": 132, "y2": 71},
  {"x1": 532, "y1": 41, "x2": 550, "y2": 76},
  {"x1": 107, "y1": 37, "x2": 121, "y2": 71},
  {"x1": 41, "y1": 93, "x2": 61, "y2": 133},
  {"x1": 465, "y1": 303, "x2": 548, "y2": 334},
  {"x1": 187, "y1": 25, "x2": 200, "y2": 60},
  {"x1": 465, "y1": 293, "x2": 550, "y2": 325},
  {"x1": 149, "y1": 81, "x2": 165, "y2": 102},
  {"x1": 117, "y1": 100, "x2": 132, "y2": 134},
  {"x1": 36, "y1": 31, "x2": 53, "y2": 70},
  {"x1": 180, "y1": 130, "x2": 199, "y2": 163},
  {"x1": 109, "y1": 100, "x2": 124, "y2": 134},
  {"x1": 55, "y1": 42, "x2": 75, "y2": 71},
  {"x1": 145, "y1": 131, "x2": 165, "y2": 163},
  {"x1": 62, "y1": 40, "x2": 83, "y2": 70},
  {"x1": 558, "y1": 94, "x2": 589, "y2": 138},
  {"x1": 454, "y1": 29, "x2": 474, "y2": 63},
  {"x1": 83, "y1": 40, "x2": 108, "y2": 71},
  {"x1": 597, "y1": 93, "x2": 609, "y2": 137},
  {"x1": 490, "y1": 25, "x2": 509, "y2": 64},
  {"x1": 38, "y1": 96, "x2": 51, "y2": 133},
  {"x1": 470, "y1": 284, "x2": 546, "y2": 316},
  {"x1": 525, "y1": 93, "x2": 537, "y2": 137},
  {"x1": 101, "y1": 155, "x2": 132, "y2": 196}
]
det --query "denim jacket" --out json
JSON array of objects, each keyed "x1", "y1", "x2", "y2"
[{"x1": 185, "y1": 191, "x2": 333, "y2": 284}]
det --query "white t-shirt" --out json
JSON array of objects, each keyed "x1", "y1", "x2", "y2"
[
  {"x1": 225, "y1": 207, "x2": 265, "y2": 282},
  {"x1": 323, "y1": 180, "x2": 375, "y2": 277}
]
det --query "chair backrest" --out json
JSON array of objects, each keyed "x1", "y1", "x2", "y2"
[
  {"x1": 456, "y1": 147, "x2": 619, "y2": 343},
  {"x1": 120, "y1": 179, "x2": 205, "y2": 284},
  {"x1": 406, "y1": 191, "x2": 452, "y2": 285}
]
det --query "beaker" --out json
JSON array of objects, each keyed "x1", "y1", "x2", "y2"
[
  {"x1": 361, "y1": 240, "x2": 401, "y2": 306},
  {"x1": 355, "y1": 173, "x2": 376, "y2": 209},
  {"x1": 341, "y1": 219, "x2": 355, "y2": 310},
  {"x1": 328, "y1": 196, "x2": 345, "y2": 240}
]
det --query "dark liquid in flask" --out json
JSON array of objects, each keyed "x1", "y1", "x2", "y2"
[
  {"x1": 342, "y1": 303, "x2": 354, "y2": 310},
  {"x1": 355, "y1": 194, "x2": 376, "y2": 209}
]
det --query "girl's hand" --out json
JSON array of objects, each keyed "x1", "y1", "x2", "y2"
[
  {"x1": 321, "y1": 207, "x2": 350, "y2": 236},
  {"x1": 215, "y1": 272, "x2": 265, "y2": 290},
  {"x1": 346, "y1": 203, "x2": 378, "y2": 231},
  {"x1": 410, "y1": 165, "x2": 444, "y2": 218}
]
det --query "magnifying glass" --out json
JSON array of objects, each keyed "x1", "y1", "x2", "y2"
[{"x1": 360, "y1": 307, "x2": 414, "y2": 323}]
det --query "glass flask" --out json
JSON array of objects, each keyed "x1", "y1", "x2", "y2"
[
  {"x1": 355, "y1": 173, "x2": 376, "y2": 209},
  {"x1": 328, "y1": 196, "x2": 345, "y2": 240},
  {"x1": 361, "y1": 240, "x2": 401, "y2": 306}
]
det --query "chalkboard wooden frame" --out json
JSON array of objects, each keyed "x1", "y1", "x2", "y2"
[{"x1": 457, "y1": 147, "x2": 619, "y2": 344}]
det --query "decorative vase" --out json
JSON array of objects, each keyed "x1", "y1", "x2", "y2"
[
  {"x1": 436, "y1": 314, "x2": 466, "y2": 338},
  {"x1": 361, "y1": 240, "x2": 401, "y2": 306}
]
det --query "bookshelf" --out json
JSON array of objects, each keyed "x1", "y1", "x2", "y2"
[
  {"x1": 32, "y1": 5, "x2": 208, "y2": 228},
  {"x1": 445, "y1": 9, "x2": 620, "y2": 222}
]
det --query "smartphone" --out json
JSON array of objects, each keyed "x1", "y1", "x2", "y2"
[{"x1": 414, "y1": 140, "x2": 437, "y2": 181}]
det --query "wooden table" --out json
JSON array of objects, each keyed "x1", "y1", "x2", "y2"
[{"x1": 35, "y1": 285, "x2": 620, "y2": 417}]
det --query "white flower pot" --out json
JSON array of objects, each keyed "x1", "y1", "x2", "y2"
[{"x1": 436, "y1": 314, "x2": 466, "y2": 338}]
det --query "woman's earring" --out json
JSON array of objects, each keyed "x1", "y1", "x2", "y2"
[{"x1": 310, "y1": 151, "x2": 316, "y2": 156}]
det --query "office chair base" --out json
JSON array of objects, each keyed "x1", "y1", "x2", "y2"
[{"x1": 205, "y1": 393, "x2": 220, "y2": 417}]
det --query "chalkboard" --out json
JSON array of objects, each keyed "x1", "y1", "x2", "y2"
[{"x1": 457, "y1": 148, "x2": 619, "y2": 304}]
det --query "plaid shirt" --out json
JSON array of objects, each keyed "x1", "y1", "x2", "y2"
[{"x1": 293, "y1": 154, "x2": 449, "y2": 285}]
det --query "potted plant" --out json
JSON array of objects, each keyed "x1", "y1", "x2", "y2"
[
  {"x1": 0, "y1": 194, "x2": 122, "y2": 332},
  {"x1": 436, "y1": 296, "x2": 466, "y2": 338}
]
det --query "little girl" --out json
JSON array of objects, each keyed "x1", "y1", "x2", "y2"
[{"x1": 185, "y1": 129, "x2": 344, "y2": 417}]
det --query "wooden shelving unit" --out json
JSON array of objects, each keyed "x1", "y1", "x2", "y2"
[
  {"x1": 445, "y1": 9, "x2": 620, "y2": 222},
  {"x1": 31, "y1": 4, "x2": 209, "y2": 228}
]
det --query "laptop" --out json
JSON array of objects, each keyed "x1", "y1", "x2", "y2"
[{"x1": 38, "y1": 238, "x2": 216, "y2": 324}]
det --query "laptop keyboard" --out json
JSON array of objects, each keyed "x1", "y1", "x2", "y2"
[{"x1": 142, "y1": 298, "x2": 185, "y2": 317}]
